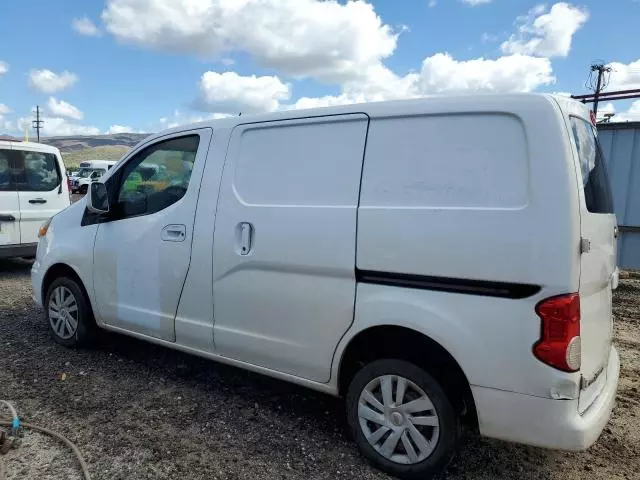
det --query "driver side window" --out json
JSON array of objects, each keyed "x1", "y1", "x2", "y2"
[{"x1": 116, "y1": 135, "x2": 200, "y2": 218}]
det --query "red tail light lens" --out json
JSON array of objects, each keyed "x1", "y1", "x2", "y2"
[{"x1": 533, "y1": 293, "x2": 581, "y2": 372}]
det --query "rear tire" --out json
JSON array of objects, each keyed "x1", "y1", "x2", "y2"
[
  {"x1": 45, "y1": 277, "x2": 97, "y2": 347},
  {"x1": 346, "y1": 359, "x2": 460, "y2": 479}
]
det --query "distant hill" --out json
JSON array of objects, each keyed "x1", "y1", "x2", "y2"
[
  {"x1": 42, "y1": 133, "x2": 150, "y2": 153},
  {"x1": 37, "y1": 133, "x2": 151, "y2": 169}
]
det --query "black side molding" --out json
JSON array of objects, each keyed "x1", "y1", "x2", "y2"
[{"x1": 356, "y1": 269, "x2": 541, "y2": 299}]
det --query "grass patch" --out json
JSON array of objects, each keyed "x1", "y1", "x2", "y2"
[{"x1": 62, "y1": 145, "x2": 130, "y2": 170}]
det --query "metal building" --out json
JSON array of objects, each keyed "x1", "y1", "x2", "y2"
[{"x1": 598, "y1": 122, "x2": 640, "y2": 270}]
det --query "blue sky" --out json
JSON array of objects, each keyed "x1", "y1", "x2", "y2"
[{"x1": 1, "y1": 0, "x2": 639, "y2": 136}]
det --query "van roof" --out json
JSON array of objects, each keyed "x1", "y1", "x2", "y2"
[
  {"x1": 152, "y1": 93, "x2": 585, "y2": 141},
  {"x1": 0, "y1": 140, "x2": 61, "y2": 154}
]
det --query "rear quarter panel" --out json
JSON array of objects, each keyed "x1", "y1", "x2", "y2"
[{"x1": 349, "y1": 95, "x2": 582, "y2": 398}]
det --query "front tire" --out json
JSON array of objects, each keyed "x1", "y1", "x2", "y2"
[
  {"x1": 346, "y1": 359, "x2": 459, "y2": 479},
  {"x1": 45, "y1": 277, "x2": 97, "y2": 347}
]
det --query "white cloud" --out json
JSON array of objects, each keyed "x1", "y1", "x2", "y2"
[
  {"x1": 159, "y1": 111, "x2": 231, "y2": 130},
  {"x1": 0, "y1": 104, "x2": 11, "y2": 115},
  {"x1": 107, "y1": 125, "x2": 134, "y2": 134},
  {"x1": 102, "y1": 0, "x2": 399, "y2": 83},
  {"x1": 72, "y1": 17, "x2": 102, "y2": 36},
  {"x1": 417, "y1": 53, "x2": 555, "y2": 93},
  {"x1": 611, "y1": 100, "x2": 640, "y2": 122},
  {"x1": 606, "y1": 59, "x2": 640, "y2": 90},
  {"x1": 501, "y1": 2, "x2": 589, "y2": 57},
  {"x1": 29, "y1": 69, "x2": 78, "y2": 93},
  {"x1": 595, "y1": 102, "x2": 615, "y2": 121},
  {"x1": 15, "y1": 116, "x2": 99, "y2": 136},
  {"x1": 428, "y1": 0, "x2": 437, "y2": 7},
  {"x1": 46, "y1": 97, "x2": 84, "y2": 120},
  {"x1": 292, "y1": 53, "x2": 555, "y2": 109},
  {"x1": 194, "y1": 71, "x2": 291, "y2": 113},
  {"x1": 462, "y1": 0, "x2": 492, "y2": 5},
  {"x1": 0, "y1": 61, "x2": 7, "y2": 77}
]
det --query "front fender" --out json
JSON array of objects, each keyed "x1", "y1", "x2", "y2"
[{"x1": 34, "y1": 201, "x2": 101, "y2": 324}]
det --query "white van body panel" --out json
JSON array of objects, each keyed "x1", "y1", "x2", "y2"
[
  {"x1": 31, "y1": 94, "x2": 618, "y2": 454},
  {"x1": 0, "y1": 141, "x2": 69, "y2": 257}
]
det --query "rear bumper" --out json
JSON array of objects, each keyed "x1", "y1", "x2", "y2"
[
  {"x1": 0, "y1": 243, "x2": 37, "y2": 259},
  {"x1": 473, "y1": 346, "x2": 620, "y2": 450}
]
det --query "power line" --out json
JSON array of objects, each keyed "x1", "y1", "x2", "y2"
[{"x1": 31, "y1": 105, "x2": 44, "y2": 142}]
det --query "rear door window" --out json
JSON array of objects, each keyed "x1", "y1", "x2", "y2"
[
  {"x1": 569, "y1": 117, "x2": 614, "y2": 214},
  {"x1": 2, "y1": 149, "x2": 62, "y2": 192}
]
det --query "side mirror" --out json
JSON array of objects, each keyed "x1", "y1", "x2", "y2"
[{"x1": 87, "y1": 182, "x2": 110, "y2": 214}]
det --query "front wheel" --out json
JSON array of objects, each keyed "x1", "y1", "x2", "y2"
[
  {"x1": 346, "y1": 359, "x2": 460, "y2": 479},
  {"x1": 45, "y1": 277, "x2": 97, "y2": 347}
]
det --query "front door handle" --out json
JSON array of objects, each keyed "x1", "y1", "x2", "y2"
[
  {"x1": 161, "y1": 224, "x2": 186, "y2": 242},
  {"x1": 29, "y1": 198, "x2": 47, "y2": 204},
  {"x1": 0, "y1": 214, "x2": 15, "y2": 222}
]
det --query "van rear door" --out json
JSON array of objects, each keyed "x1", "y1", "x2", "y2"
[
  {"x1": 0, "y1": 147, "x2": 21, "y2": 247},
  {"x1": 15, "y1": 149, "x2": 68, "y2": 244},
  {"x1": 568, "y1": 114, "x2": 617, "y2": 413}
]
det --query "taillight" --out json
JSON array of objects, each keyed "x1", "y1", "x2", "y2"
[{"x1": 533, "y1": 293, "x2": 581, "y2": 372}]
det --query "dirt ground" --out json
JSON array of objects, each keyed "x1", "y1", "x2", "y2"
[{"x1": 0, "y1": 258, "x2": 638, "y2": 480}]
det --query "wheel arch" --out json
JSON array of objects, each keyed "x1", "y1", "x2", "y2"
[
  {"x1": 337, "y1": 324, "x2": 478, "y2": 432},
  {"x1": 42, "y1": 263, "x2": 93, "y2": 314}
]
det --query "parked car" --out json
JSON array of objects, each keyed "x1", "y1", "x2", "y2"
[
  {"x1": 70, "y1": 160, "x2": 117, "y2": 194},
  {"x1": 0, "y1": 140, "x2": 70, "y2": 259},
  {"x1": 31, "y1": 94, "x2": 619, "y2": 479}
]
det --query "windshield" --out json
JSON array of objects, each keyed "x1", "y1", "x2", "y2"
[{"x1": 78, "y1": 168, "x2": 103, "y2": 178}]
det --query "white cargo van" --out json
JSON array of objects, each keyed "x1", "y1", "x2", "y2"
[
  {"x1": 70, "y1": 160, "x2": 117, "y2": 194},
  {"x1": 31, "y1": 95, "x2": 619, "y2": 479},
  {"x1": 0, "y1": 140, "x2": 69, "y2": 259}
]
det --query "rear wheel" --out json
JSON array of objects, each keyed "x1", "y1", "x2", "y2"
[
  {"x1": 45, "y1": 277, "x2": 97, "y2": 347},
  {"x1": 346, "y1": 359, "x2": 459, "y2": 479}
]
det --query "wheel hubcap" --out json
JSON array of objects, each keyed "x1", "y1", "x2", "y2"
[
  {"x1": 358, "y1": 375, "x2": 440, "y2": 465},
  {"x1": 48, "y1": 286, "x2": 79, "y2": 340}
]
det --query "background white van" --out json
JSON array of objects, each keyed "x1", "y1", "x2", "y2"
[
  {"x1": 70, "y1": 160, "x2": 117, "y2": 194},
  {"x1": 0, "y1": 140, "x2": 69, "y2": 259}
]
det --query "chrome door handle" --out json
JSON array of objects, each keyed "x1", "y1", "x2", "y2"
[{"x1": 161, "y1": 224, "x2": 186, "y2": 242}]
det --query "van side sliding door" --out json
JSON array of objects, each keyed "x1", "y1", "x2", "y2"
[{"x1": 212, "y1": 114, "x2": 369, "y2": 382}]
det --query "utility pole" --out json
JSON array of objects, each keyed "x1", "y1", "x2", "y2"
[
  {"x1": 32, "y1": 105, "x2": 43, "y2": 142},
  {"x1": 590, "y1": 64, "x2": 612, "y2": 118}
]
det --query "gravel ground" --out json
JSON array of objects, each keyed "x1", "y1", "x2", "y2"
[{"x1": 0, "y1": 258, "x2": 638, "y2": 480}]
